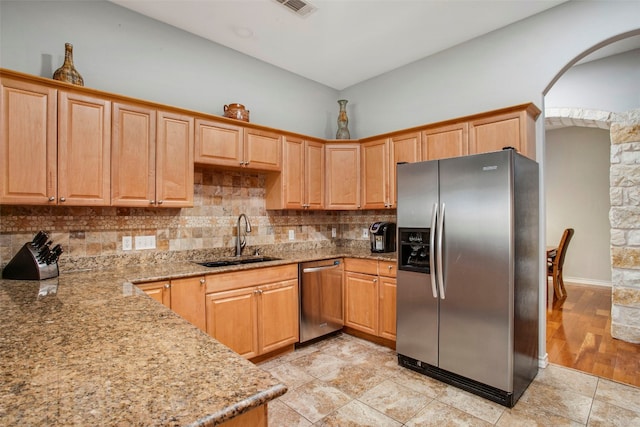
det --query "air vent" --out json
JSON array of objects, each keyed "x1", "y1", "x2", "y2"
[{"x1": 273, "y1": 0, "x2": 317, "y2": 17}]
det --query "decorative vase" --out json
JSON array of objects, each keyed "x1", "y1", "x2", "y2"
[
  {"x1": 53, "y1": 43, "x2": 84, "y2": 86},
  {"x1": 336, "y1": 99, "x2": 350, "y2": 139}
]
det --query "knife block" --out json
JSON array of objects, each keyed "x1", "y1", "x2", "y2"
[{"x1": 2, "y1": 243, "x2": 60, "y2": 280}]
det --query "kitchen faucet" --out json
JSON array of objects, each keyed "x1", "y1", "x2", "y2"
[{"x1": 236, "y1": 213, "x2": 251, "y2": 257}]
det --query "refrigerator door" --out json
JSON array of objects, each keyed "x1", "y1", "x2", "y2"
[
  {"x1": 437, "y1": 150, "x2": 514, "y2": 392},
  {"x1": 396, "y1": 161, "x2": 440, "y2": 365}
]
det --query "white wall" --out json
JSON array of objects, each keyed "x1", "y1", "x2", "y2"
[
  {"x1": 545, "y1": 127, "x2": 611, "y2": 285},
  {"x1": 545, "y1": 49, "x2": 640, "y2": 113},
  {"x1": 0, "y1": 1, "x2": 339, "y2": 138},
  {"x1": 340, "y1": 1, "x2": 640, "y2": 138}
]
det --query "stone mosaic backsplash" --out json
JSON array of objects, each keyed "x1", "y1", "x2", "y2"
[{"x1": 0, "y1": 167, "x2": 396, "y2": 272}]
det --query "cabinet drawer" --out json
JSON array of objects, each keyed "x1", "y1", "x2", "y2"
[
  {"x1": 378, "y1": 261, "x2": 397, "y2": 278},
  {"x1": 205, "y1": 264, "x2": 297, "y2": 293},
  {"x1": 344, "y1": 258, "x2": 378, "y2": 275}
]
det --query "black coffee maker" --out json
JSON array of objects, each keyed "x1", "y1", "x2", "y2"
[{"x1": 369, "y1": 222, "x2": 396, "y2": 253}]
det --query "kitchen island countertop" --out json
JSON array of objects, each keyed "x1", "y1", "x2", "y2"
[{"x1": 0, "y1": 248, "x2": 395, "y2": 426}]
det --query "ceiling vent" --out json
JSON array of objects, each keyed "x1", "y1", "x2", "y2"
[{"x1": 273, "y1": 0, "x2": 317, "y2": 17}]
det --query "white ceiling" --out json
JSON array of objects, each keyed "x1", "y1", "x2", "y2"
[{"x1": 110, "y1": 0, "x2": 572, "y2": 90}]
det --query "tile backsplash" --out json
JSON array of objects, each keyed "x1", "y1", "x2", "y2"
[{"x1": 0, "y1": 167, "x2": 396, "y2": 271}]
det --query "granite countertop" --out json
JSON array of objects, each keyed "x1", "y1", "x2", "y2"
[{"x1": 0, "y1": 249, "x2": 396, "y2": 426}]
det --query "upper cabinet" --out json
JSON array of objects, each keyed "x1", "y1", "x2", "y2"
[
  {"x1": 112, "y1": 103, "x2": 193, "y2": 208},
  {"x1": 195, "y1": 118, "x2": 281, "y2": 171},
  {"x1": 422, "y1": 122, "x2": 468, "y2": 161},
  {"x1": 468, "y1": 104, "x2": 539, "y2": 159},
  {"x1": 361, "y1": 131, "x2": 422, "y2": 210},
  {"x1": 325, "y1": 142, "x2": 361, "y2": 210},
  {"x1": 1, "y1": 77, "x2": 111, "y2": 206},
  {"x1": 266, "y1": 136, "x2": 324, "y2": 210}
]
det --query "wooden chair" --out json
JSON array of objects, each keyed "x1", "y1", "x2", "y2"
[{"x1": 548, "y1": 228, "x2": 574, "y2": 299}]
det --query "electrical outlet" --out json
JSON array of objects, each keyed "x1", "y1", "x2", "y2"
[
  {"x1": 135, "y1": 235, "x2": 156, "y2": 250},
  {"x1": 332, "y1": 227, "x2": 337, "y2": 238},
  {"x1": 288, "y1": 229, "x2": 295, "y2": 241},
  {"x1": 122, "y1": 236, "x2": 132, "y2": 251},
  {"x1": 362, "y1": 228, "x2": 369, "y2": 238}
]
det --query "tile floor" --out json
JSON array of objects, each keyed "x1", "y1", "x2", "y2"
[{"x1": 259, "y1": 333, "x2": 640, "y2": 426}]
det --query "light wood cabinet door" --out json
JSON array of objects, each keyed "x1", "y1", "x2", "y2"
[
  {"x1": 468, "y1": 108, "x2": 539, "y2": 158},
  {"x1": 156, "y1": 110, "x2": 194, "y2": 207},
  {"x1": 170, "y1": 276, "x2": 207, "y2": 332},
  {"x1": 281, "y1": 136, "x2": 304, "y2": 209},
  {"x1": 325, "y1": 143, "x2": 361, "y2": 210},
  {"x1": 423, "y1": 122, "x2": 468, "y2": 161},
  {"x1": 344, "y1": 271, "x2": 378, "y2": 335},
  {"x1": 244, "y1": 128, "x2": 282, "y2": 171},
  {"x1": 194, "y1": 118, "x2": 244, "y2": 167},
  {"x1": 305, "y1": 140, "x2": 325, "y2": 209},
  {"x1": 206, "y1": 287, "x2": 259, "y2": 359},
  {"x1": 258, "y1": 279, "x2": 299, "y2": 354},
  {"x1": 361, "y1": 138, "x2": 390, "y2": 209},
  {"x1": 57, "y1": 91, "x2": 111, "y2": 206},
  {"x1": 389, "y1": 132, "x2": 421, "y2": 208},
  {"x1": 378, "y1": 276, "x2": 397, "y2": 341},
  {"x1": 0, "y1": 78, "x2": 57, "y2": 204},
  {"x1": 137, "y1": 280, "x2": 171, "y2": 308},
  {"x1": 111, "y1": 102, "x2": 156, "y2": 206}
]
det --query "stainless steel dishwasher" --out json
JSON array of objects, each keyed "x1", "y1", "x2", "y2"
[{"x1": 299, "y1": 258, "x2": 344, "y2": 343}]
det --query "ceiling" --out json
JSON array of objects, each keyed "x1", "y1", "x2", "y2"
[{"x1": 111, "y1": 0, "x2": 574, "y2": 90}]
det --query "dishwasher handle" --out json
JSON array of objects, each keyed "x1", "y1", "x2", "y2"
[{"x1": 302, "y1": 261, "x2": 341, "y2": 273}]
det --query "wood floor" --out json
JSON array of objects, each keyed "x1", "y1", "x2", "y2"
[{"x1": 546, "y1": 281, "x2": 640, "y2": 388}]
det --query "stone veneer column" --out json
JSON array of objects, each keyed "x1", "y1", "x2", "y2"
[{"x1": 610, "y1": 108, "x2": 640, "y2": 343}]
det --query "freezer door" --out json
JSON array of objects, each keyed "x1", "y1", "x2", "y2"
[
  {"x1": 437, "y1": 151, "x2": 514, "y2": 392},
  {"x1": 396, "y1": 269, "x2": 439, "y2": 364},
  {"x1": 396, "y1": 160, "x2": 440, "y2": 365}
]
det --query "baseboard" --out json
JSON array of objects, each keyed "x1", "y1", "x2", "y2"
[
  {"x1": 549, "y1": 276, "x2": 611, "y2": 287},
  {"x1": 538, "y1": 353, "x2": 549, "y2": 368}
]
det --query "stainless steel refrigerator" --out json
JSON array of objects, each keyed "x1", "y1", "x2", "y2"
[{"x1": 396, "y1": 149, "x2": 539, "y2": 408}]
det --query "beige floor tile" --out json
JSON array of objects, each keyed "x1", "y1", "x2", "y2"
[
  {"x1": 278, "y1": 379, "x2": 352, "y2": 423},
  {"x1": 436, "y1": 385, "x2": 505, "y2": 424},
  {"x1": 264, "y1": 362, "x2": 314, "y2": 390},
  {"x1": 358, "y1": 379, "x2": 432, "y2": 423},
  {"x1": 594, "y1": 378, "x2": 640, "y2": 414},
  {"x1": 289, "y1": 351, "x2": 351, "y2": 378},
  {"x1": 405, "y1": 400, "x2": 494, "y2": 427},
  {"x1": 497, "y1": 402, "x2": 585, "y2": 426},
  {"x1": 536, "y1": 364, "x2": 599, "y2": 398},
  {"x1": 267, "y1": 400, "x2": 312, "y2": 427},
  {"x1": 316, "y1": 400, "x2": 402, "y2": 427},
  {"x1": 390, "y1": 367, "x2": 448, "y2": 398},
  {"x1": 587, "y1": 399, "x2": 640, "y2": 427},
  {"x1": 320, "y1": 363, "x2": 388, "y2": 398},
  {"x1": 519, "y1": 381, "x2": 593, "y2": 424}
]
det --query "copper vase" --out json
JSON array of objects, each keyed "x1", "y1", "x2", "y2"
[{"x1": 53, "y1": 43, "x2": 84, "y2": 86}]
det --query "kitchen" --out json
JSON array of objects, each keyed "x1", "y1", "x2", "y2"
[{"x1": 2, "y1": 1, "x2": 640, "y2": 425}]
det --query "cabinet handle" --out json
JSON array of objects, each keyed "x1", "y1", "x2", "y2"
[
  {"x1": 48, "y1": 196, "x2": 55, "y2": 202},
  {"x1": 149, "y1": 200, "x2": 155, "y2": 205},
  {"x1": 157, "y1": 200, "x2": 163, "y2": 205},
  {"x1": 199, "y1": 278, "x2": 205, "y2": 285},
  {"x1": 388, "y1": 265, "x2": 393, "y2": 270},
  {"x1": 59, "y1": 197, "x2": 66, "y2": 202},
  {"x1": 164, "y1": 283, "x2": 171, "y2": 289},
  {"x1": 373, "y1": 278, "x2": 378, "y2": 283}
]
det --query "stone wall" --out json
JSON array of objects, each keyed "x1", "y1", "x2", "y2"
[{"x1": 610, "y1": 109, "x2": 640, "y2": 343}]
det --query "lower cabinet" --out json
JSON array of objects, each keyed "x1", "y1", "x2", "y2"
[
  {"x1": 137, "y1": 276, "x2": 207, "y2": 332},
  {"x1": 344, "y1": 258, "x2": 397, "y2": 341},
  {"x1": 205, "y1": 264, "x2": 299, "y2": 359}
]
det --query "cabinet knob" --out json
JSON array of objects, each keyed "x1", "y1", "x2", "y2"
[
  {"x1": 373, "y1": 278, "x2": 378, "y2": 283},
  {"x1": 199, "y1": 278, "x2": 205, "y2": 285},
  {"x1": 48, "y1": 196, "x2": 55, "y2": 202},
  {"x1": 157, "y1": 200, "x2": 163, "y2": 205},
  {"x1": 164, "y1": 283, "x2": 171, "y2": 289},
  {"x1": 388, "y1": 265, "x2": 393, "y2": 270},
  {"x1": 149, "y1": 200, "x2": 155, "y2": 205},
  {"x1": 59, "y1": 197, "x2": 66, "y2": 202}
]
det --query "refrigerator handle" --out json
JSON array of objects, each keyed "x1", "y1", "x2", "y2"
[
  {"x1": 437, "y1": 203, "x2": 446, "y2": 299},
  {"x1": 429, "y1": 203, "x2": 438, "y2": 299}
]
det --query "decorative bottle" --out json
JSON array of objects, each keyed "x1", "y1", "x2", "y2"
[
  {"x1": 53, "y1": 43, "x2": 84, "y2": 86},
  {"x1": 336, "y1": 99, "x2": 351, "y2": 139}
]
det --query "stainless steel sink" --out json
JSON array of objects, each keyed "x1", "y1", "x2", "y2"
[{"x1": 196, "y1": 256, "x2": 282, "y2": 268}]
